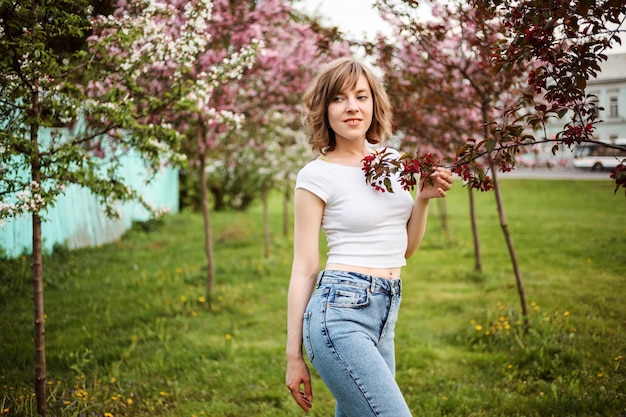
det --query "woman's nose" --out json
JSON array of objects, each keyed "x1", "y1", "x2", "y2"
[{"x1": 346, "y1": 96, "x2": 359, "y2": 112}]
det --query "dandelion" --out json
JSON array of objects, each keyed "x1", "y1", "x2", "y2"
[
  {"x1": 198, "y1": 296, "x2": 206, "y2": 303},
  {"x1": 597, "y1": 373, "x2": 603, "y2": 378},
  {"x1": 175, "y1": 267, "x2": 183, "y2": 274},
  {"x1": 104, "y1": 413, "x2": 114, "y2": 417},
  {"x1": 474, "y1": 325, "x2": 483, "y2": 331},
  {"x1": 563, "y1": 311, "x2": 570, "y2": 317},
  {"x1": 225, "y1": 333, "x2": 232, "y2": 340},
  {"x1": 159, "y1": 391, "x2": 168, "y2": 396},
  {"x1": 441, "y1": 396, "x2": 448, "y2": 400},
  {"x1": 126, "y1": 398, "x2": 133, "y2": 405},
  {"x1": 615, "y1": 356, "x2": 624, "y2": 361}
]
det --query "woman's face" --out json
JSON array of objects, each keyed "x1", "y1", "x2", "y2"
[{"x1": 327, "y1": 74, "x2": 373, "y2": 144}]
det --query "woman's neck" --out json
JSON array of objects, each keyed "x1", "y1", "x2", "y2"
[{"x1": 323, "y1": 142, "x2": 375, "y2": 166}]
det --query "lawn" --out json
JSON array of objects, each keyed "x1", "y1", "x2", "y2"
[{"x1": 1, "y1": 178, "x2": 624, "y2": 416}]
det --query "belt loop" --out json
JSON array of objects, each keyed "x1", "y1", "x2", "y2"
[{"x1": 370, "y1": 275, "x2": 376, "y2": 293}]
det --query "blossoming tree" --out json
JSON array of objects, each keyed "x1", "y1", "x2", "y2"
[
  {"x1": 173, "y1": 0, "x2": 349, "y2": 284},
  {"x1": 372, "y1": 0, "x2": 531, "y2": 318},
  {"x1": 471, "y1": 0, "x2": 626, "y2": 192},
  {"x1": 0, "y1": 0, "x2": 257, "y2": 414}
]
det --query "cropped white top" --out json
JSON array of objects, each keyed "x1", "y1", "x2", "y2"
[{"x1": 295, "y1": 150, "x2": 414, "y2": 268}]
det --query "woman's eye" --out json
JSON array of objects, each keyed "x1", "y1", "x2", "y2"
[
  {"x1": 332, "y1": 96, "x2": 344, "y2": 102},
  {"x1": 358, "y1": 95, "x2": 368, "y2": 100}
]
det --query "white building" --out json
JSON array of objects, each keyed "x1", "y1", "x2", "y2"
[
  {"x1": 544, "y1": 52, "x2": 626, "y2": 143},
  {"x1": 522, "y1": 52, "x2": 626, "y2": 168}
]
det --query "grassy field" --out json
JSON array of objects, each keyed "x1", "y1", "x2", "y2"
[{"x1": 1, "y1": 178, "x2": 625, "y2": 417}]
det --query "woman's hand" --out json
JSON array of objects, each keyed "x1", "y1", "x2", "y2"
[
  {"x1": 286, "y1": 357, "x2": 313, "y2": 412},
  {"x1": 418, "y1": 167, "x2": 454, "y2": 199}
]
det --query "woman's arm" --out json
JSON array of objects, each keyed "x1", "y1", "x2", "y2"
[
  {"x1": 405, "y1": 167, "x2": 454, "y2": 258},
  {"x1": 285, "y1": 188, "x2": 324, "y2": 412}
]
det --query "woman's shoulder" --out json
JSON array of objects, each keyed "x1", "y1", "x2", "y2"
[{"x1": 297, "y1": 157, "x2": 330, "y2": 179}]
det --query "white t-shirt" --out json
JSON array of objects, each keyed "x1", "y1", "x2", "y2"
[{"x1": 295, "y1": 151, "x2": 414, "y2": 268}]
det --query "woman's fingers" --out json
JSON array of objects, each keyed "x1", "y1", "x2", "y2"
[{"x1": 286, "y1": 382, "x2": 313, "y2": 412}]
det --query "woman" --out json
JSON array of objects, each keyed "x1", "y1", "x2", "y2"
[{"x1": 285, "y1": 57, "x2": 453, "y2": 417}]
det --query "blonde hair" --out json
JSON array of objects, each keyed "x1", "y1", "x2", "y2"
[{"x1": 302, "y1": 57, "x2": 392, "y2": 154}]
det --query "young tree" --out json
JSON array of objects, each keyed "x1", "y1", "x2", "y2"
[
  {"x1": 372, "y1": 0, "x2": 531, "y2": 318},
  {"x1": 0, "y1": 0, "x2": 257, "y2": 413},
  {"x1": 470, "y1": 0, "x2": 626, "y2": 193},
  {"x1": 176, "y1": 0, "x2": 349, "y2": 288}
]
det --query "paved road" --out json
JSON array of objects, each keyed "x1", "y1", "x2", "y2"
[{"x1": 498, "y1": 167, "x2": 613, "y2": 181}]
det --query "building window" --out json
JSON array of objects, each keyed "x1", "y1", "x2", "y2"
[
  {"x1": 609, "y1": 96, "x2": 619, "y2": 118},
  {"x1": 589, "y1": 94, "x2": 600, "y2": 117}
]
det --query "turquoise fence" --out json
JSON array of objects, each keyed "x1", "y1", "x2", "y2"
[{"x1": 1, "y1": 133, "x2": 179, "y2": 259}]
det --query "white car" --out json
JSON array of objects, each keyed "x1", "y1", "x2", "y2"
[{"x1": 573, "y1": 139, "x2": 626, "y2": 171}]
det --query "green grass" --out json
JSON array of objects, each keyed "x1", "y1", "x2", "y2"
[{"x1": 1, "y1": 178, "x2": 625, "y2": 416}]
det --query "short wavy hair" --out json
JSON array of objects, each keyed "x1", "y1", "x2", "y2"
[{"x1": 302, "y1": 57, "x2": 393, "y2": 154}]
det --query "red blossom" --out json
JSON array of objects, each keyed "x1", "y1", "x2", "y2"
[{"x1": 362, "y1": 149, "x2": 442, "y2": 193}]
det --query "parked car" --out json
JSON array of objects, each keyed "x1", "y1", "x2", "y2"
[{"x1": 573, "y1": 139, "x2": 626, "y2": 171}]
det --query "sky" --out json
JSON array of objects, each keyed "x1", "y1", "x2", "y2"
[
  {"x1": 294, "y1": 0, "x2": 626, "y2": 54},
  {"x1": 294, "y1": 0, "x2": 392, "y2": 42}
]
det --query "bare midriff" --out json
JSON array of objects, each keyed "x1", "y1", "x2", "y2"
[{"x1": 325, "y1": 263, "x2": 402, "y2": 280}]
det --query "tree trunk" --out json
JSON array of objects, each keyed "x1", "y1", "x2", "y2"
[
  {"x1": 31, "y1": 75, "x2": 47, "y2": 416},
  {"x1": 488, "y1": 155, "x2": 529, "y2": 320},
  {"x1": 262, "y1": 182, "x2": 270, "y2": 258},
  {"x1": 436, "y1": 198, "x2": 450, "y2": 241},
  {"x1": 199, "y1": 153, "x2": 215, "y2": 304},
  {"x1": 32, "y1": 212, "x2": 46, "y2": 417},
  {"x1": 468, "y1": 187, "x2": 482, "y2": 272},
  {"x1": 480, "y1": 102, "x2": 527, "y2": 320}
]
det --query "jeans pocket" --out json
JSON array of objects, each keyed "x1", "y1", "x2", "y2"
[
  {"x1": 302, "y1": 311, "x2": 314, "y2": 362},
  {"x1": 327, "y1": 285, "x2": 370, "y2": 308}
]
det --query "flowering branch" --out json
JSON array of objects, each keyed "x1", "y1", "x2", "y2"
[{"x1": 362, "y1": 148, "x2": 440, "y2": 193}]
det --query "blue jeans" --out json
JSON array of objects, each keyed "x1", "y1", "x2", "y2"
[{"x1": 303, "y1": 270, "x2": 412, "y2": 417}]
